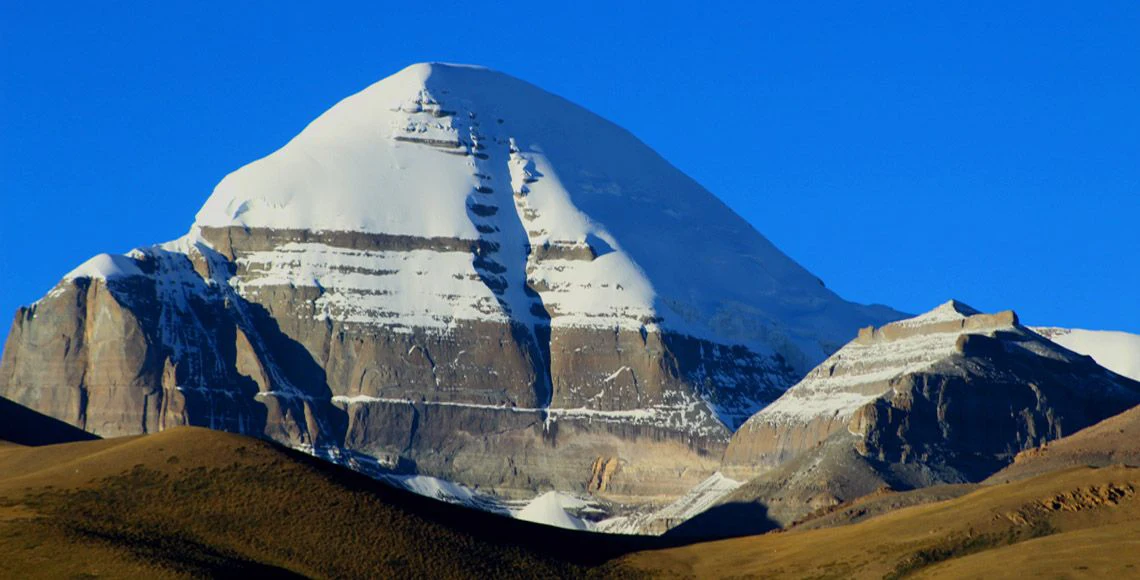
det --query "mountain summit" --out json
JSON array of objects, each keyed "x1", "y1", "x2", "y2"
[
  {"x1": 1, "y1": 63, "x2": 900, "y2": 506},
  {"x1": 197, "y1": 62, "x2": 896, "y2": 364}
]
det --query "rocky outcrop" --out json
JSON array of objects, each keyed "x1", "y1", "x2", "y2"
[
  {"x1": 724, "y1": 301, "x2": 1140, "y2": 481},
  {"x1": 0, "y1": 245, "x2": 335, "y2": 448},
  {"x1": 588, "y1": 456, "x2": 621, "y2": 493},
  {"x1": 0, "y1": 276, "x2": 163, "y2": 438},
  {"x1": 701, "y1": 301, "x2": 1140, "y2": 535},
  {"x1": 847, "y1": 330, "x2": 1137, "y2": 479}
]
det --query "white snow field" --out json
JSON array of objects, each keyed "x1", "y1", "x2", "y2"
[
  {"x1": 1033, "y1": 327, "x2": 1140, "y2": 382},
  {"x1": 194, "y1": 62, "x2": 900, "y2": 371}
]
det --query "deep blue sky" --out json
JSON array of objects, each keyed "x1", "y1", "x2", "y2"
[{"x1": 2, "y1": 2, "x2": 1138, "y2": 341}]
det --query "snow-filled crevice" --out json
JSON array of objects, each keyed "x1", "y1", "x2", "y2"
[{"x1": 410, "y1": 89, "x2": 556, "y2": 413}]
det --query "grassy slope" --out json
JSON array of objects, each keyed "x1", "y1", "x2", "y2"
[
  {"x1": 0, "y1": 427, "x2": 672, "y2": 579},
  {"x1": 915, "y1": 520, "x2": 1140, "y2": 579},
  {"x1": 788, "y1": 483, "x2": 977, "y2": 532},
  {"x1": 4, "y1": 417, "x2": 1139, "y2": 578},
  {"x1": 619, "y1": 464, "x2": 1140, "y2": 579}
]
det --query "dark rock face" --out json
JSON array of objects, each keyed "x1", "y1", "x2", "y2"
[
  {"x1": 987, "y1": 402, "x2": 1140, "y2": 485},
  {"x1": 850, "y1": 338, "x2": 1140, "y2": 480}
]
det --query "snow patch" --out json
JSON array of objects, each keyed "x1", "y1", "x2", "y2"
[
  {"x1": 1034, "y1": 327, "x2": 1140, "y2": 382},
  {"x1": 330, "y1": 395, "x2": 725, "y2": 438},
  {"x1": 749, "y1": 301, "x2": 1022, "y2": 425},
  {"x1": 603, "y1": 366, "x2": 632, "y2": 382},
  {"x1": 64, "y1": 253, "x2": 143, "y2": 281},
  {"x1": 381, "y1": 473, "x2": 506, "y2": 514},
  {"x1": 515, "y1": 491, "x2": 591, "y2": 531},
  {"x1": 891, "y1": 299, "x2": 979, "y2": 327},
  {"x1": 595, "y1": 472, "x2": 742, "y2": 535}
]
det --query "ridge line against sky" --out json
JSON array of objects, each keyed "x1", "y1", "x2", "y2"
[{"x1": 1, "y1": 2, "x2": 1138, "y2": 340}]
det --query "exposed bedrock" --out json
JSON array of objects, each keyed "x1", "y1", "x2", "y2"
[
  {"x1": 0, "y1": 228, "x2": 790, "y2": 502},
  {"x1": 0, "y1": 246, "x2": 341, "y2": 448},
  {"x1": 0, "y1": 277, "x2": 163, "y2": 437},
  {"x1": 339, "y1": 398, "x2": 723, "y2": 501},
  {"x1": 848, "y1": 334, "x2": 1140, "y2": 479},
  {"x1": 690, "y1": 305, "x2": 1140, "y2": 536},
  {"x1": 721, "y1": 414, "x2": 852, "y2": 480}
]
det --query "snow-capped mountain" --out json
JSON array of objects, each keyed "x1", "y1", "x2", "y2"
[
  {"x1": 0, "y1": 63, "x2": 901, "y2": 505},
  {"x1": 194, "y1": 63, "x2": 899, "y2": 367}
]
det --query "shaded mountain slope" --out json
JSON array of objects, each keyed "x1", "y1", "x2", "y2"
[
  {"x1": 667, "y1": 431, "x2": 1000, "y2": 539},
  {"x1": 724, "y1": 301, "x2": 1140, "y2": 483},
  {"x1": 0, "y1": 395, "x2": 98, "y2": 446}
]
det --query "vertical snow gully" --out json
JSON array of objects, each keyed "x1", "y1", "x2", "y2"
[{"x1": 450, "y1": 99, "x2": 555, "y2": 419}]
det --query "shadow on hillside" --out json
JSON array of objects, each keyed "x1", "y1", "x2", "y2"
[
  {"x1": 187, "y1": 242, "x2": 349, "y2": 447},
  {"x1": 664, "y1": 500, "x2": 781, "y2": 541},
  {"x1": 0, "y1": 396, "x2": 99, "y2": 446},
  {"x1": 72, "y1": 525, "x2": 305, "y2": 578}
]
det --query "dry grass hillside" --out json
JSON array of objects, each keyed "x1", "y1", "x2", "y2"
[
  {"x1": 619, "y1": 465, "x2": 1140, "y2": 579},
  {"x1": 4, "y1": 410, "x2": 1140, "y2": 578},
  {"x1": 788, "y1": 483, "x2": 978, "y2": 532},
  {"x1": 0, "y1": 427, "x2": 672, "y2": 579}
]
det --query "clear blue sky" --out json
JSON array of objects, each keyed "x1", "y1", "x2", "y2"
[{"x1": 2, "y1": 2, "x2": 1138, "y2": 341}]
